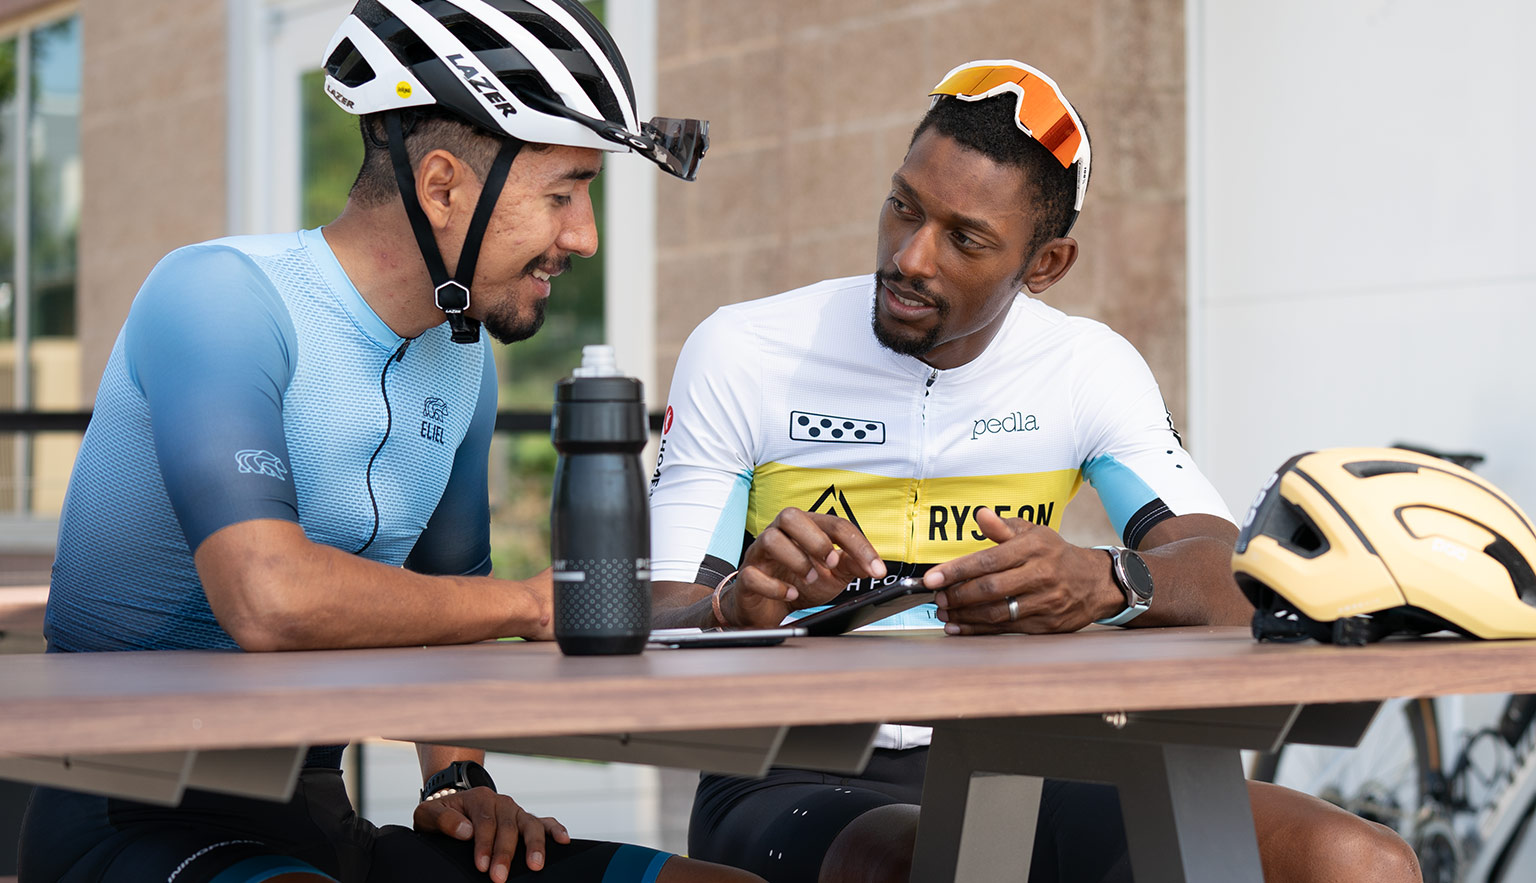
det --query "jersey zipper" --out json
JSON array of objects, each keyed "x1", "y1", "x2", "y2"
[
  {"x1": 355, "y1": 339, "x2": 411, "y2": 555},
  {"x1": 905, "y1": 367, "x2": 941, "y2": 560}
]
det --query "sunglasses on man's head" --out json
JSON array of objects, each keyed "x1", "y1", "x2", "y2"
[{"x1": 929, "y1": 60, "x2": 1090, "y2": 212}]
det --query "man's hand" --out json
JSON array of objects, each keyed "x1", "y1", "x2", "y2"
[
  {"x1": 723, "y1": 508, "x2": 887, "y2": 628},
  {"x1": 415, "y1": 786, "x2": 571, "y2": 882},
  {"x1": 924, "y1": 507, "x2": 1120, "y2": 635}
]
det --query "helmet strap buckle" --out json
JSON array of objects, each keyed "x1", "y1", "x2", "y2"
[
  {"x1": 434, "y1": 281, "x2": 477, "y2": 343},
  {"x1": 435, "y1": 280, "x2": 470, "y2": 313},
  {"x1": 384, "y1": 110, "x2": 522, "y2": 346}
]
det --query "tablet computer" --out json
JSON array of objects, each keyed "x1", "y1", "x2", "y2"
[
  {"x1": 647, "y1": 627, "x2": 806, "y2": 648},
  {"x1": 790, "y1": 577, "x2": 936, "y2": 637}
]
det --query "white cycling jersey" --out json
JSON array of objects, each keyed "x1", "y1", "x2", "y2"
[{"x1": 649, "y1": 274, "x2": 1233, "y2": 746}]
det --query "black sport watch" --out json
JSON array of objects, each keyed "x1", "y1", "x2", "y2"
[
  {"x1": 1092, "y1": 545, "x2": 1154, "y2": 626},
  {"x1": 420, "y1": 759, "x2": 496, "y2": 803}
]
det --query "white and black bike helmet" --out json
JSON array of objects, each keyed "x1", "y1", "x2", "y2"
[{"x1": 322, "y1": 0, "x2": 708, "y2": 342}]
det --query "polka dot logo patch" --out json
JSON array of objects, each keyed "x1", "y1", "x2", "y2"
[{"x1": 789, "y1": 411, "x2": 885, "y2": 444}]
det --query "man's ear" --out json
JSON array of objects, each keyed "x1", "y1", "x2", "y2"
[
  {"x1": 416, "y1": 149, "x2": 476, "y2": 231},
  {"x1": 1021, "y1": 237, "x2": 1079, "y2": 294}
]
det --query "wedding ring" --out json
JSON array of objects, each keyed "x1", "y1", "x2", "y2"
[{"x1": 1007, "y1": 596, "x2": 1020, "y2": 622}]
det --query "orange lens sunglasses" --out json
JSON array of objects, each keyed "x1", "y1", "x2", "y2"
[{"x1": 929, "y1": 60, "x2": 1090, "y2": 211}]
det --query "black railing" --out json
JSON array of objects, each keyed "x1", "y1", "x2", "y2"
[{"x1": 0, "y1": 411, "x2": 667, "y2": 434}]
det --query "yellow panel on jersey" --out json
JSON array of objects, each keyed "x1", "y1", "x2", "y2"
[{"x1": 747, "y1": 462, "x2": 1082, "y2": 563}]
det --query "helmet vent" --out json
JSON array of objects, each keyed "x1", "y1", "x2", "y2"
[
  {"x1": 1484, "y1": 536, "x2": 1536, "y2": 606},
  {"x1": 1345, "y1": 460, "x2": 1421, "y2": 478},
  {"x1": 355, "y1": 0, "x2": 389, "y2": 28},
  {"x1": 444, "y1": 16, "x2": 506, "y2": 53},
  {"x1": 1268, "y1": 499, "x2": 1329, "y2": 558},
  {"x1": 326, "y1": 39, "x2": 377, "y2": 88},
  {"x1": 519, "y1": 20, "x2": 573, "y2": 51}
]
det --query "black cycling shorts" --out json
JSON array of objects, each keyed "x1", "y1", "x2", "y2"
[
  {"x1": 688, "y1": 747, "x2": 1131, "y2": 883},
  {"x1": 18, "y1": 768, "x2": 672, "y2": 883}
]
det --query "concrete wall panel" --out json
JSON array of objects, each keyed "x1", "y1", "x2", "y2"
[
  {"x1": 656, "y1": 0, "x2": 1188, "y2": 458},
  {"x1": 77, "y1": 0, "x2": 226, "y2": 400}
]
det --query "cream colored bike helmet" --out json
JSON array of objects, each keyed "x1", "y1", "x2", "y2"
[{"x1": 1233, "y1": 447, "x2": 1536, "y2": 645}]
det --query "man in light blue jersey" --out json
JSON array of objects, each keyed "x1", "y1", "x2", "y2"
[
  {"x1": 649, "y1": 61, "x2": 1422, "y2": 883},
  {"x1": 20, "y1": 3, "x2": 752, "y2": 883}
]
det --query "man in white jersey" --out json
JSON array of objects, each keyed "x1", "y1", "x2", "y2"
[{"x1": 648, "y1": 61, "x2": 1421, "y2": 883}]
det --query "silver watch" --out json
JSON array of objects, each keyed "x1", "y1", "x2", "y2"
[{"x1": 1092, "y1": 545, "x2": 1154, "y2": 626}]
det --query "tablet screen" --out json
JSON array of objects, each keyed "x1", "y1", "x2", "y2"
[{"x1": 789, "y1": 578, "x2": 936, "y2": 636}]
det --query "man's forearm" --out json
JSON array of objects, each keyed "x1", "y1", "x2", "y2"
[
  {"x1": 1132, "y1": 515, "x2": 1251, "y2": 628},
  {"x1": 417, "y1": 744, "x2": 487, "y2": 783},
  {"x1": 196, "y1": 519, "x2": 551, "y2": 650},
  {"x1": 651, "y1": 580, "x2": 718, "y2": 629}
]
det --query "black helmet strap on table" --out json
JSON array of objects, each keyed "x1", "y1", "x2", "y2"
[{"x1": 384, "y1": 110, "x2": 522, "y2": 345}]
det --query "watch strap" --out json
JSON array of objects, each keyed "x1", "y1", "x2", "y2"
[{"x1": 419, "y1": 759, "x2": 496, "y2": 803}]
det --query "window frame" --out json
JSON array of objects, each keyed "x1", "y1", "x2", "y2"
[{"x1": 0, "y1": 2, "x2": 81, "y2": 513}]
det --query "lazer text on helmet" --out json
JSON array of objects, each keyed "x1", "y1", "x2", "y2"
[
  {"x1": 326, "y1": 84, "x2": 355, "y2": 110},
  {"x1": 447, "y1": 54, "x2": 516, "y2": 117}
]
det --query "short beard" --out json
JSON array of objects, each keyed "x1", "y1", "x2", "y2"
[
  {"x1": 482, "y1": 297, "x2": 547, "y2": 344},
  {"x1": 480, "y1": 253, "x2": 568, "y2": 344},
  {"x1": 870, "y1": 272, "x2": 947, "y2": 357}
]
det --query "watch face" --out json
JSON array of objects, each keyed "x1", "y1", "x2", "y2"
[{"x1": 1121, "y1": 549, "x2": 1154, "y2": 602}]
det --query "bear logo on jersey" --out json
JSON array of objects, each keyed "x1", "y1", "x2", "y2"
[
  {"x1": 235, "y1": 449, "x2": 288, "y2": 481},
  {"x1": 421, "y1": 396, "x2": 448, "y2": 445}
]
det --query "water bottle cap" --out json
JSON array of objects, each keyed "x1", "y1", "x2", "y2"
[{"x1": 573, "y1": 344, "x2": 621, "y2": 377}]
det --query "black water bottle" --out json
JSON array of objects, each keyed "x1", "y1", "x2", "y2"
[{"x1": 550, "y1": 345, "x2": 651, "y2": 655}]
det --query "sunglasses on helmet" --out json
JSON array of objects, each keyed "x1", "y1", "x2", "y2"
[
  {"x1": 929, "y1": 60, "x2": 1090, "y2": 213},
  {"x1": 634, "y1": 116, "x2": 710, "y2": 181},
  {"x1": 519, "y1": 90, "x2": 709, "y2": 181}
]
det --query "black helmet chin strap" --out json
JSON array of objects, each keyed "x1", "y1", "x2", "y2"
[{"x1": 384, "y1": 110, "x2": 522, "y2": 344}]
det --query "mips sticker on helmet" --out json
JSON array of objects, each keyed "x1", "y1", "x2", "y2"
[{"x1": 396, "y1": 81, "x2": 412, "y2": 99}]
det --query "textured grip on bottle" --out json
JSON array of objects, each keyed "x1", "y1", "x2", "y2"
[{"x1": 554, "y1": 558, "x2": 650, "y2": 633}]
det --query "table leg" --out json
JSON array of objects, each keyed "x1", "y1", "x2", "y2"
[
  {"x1": 911, "y1": 727, "x2": 1043, "y2": 882},
  {"x1": 911, "y1": 718, "x2": 1265, "y2": 883},
  {"x1": 1115, "y1": 744, "x2": 1261, "y2": 883}
]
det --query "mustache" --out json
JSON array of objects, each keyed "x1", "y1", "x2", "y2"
[
  {"x1": 875, "y1": 267, "x2": 931, "y2": 297},
  {"x1": 524, "y1": 254, "x2": 573, "y2": 277},
  {"x1": 875, "y1": 269, "x2": 947, "y2": 315}
]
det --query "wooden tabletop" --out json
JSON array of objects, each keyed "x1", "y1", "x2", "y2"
[{"x1": 6, "y1": 627, "x2": 1536, "y2": 757}]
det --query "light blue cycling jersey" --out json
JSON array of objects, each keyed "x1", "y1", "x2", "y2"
[{"x1": 46, "y1": 228, "x2": 497, "y2": 656}]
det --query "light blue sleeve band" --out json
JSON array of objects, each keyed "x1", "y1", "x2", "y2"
[
  {"x1": 1082, "y1": 454, "x2": 1158, "y2": 543},
  {"x1": 703, "y1": 469, "x2": 754, "y2": 565}
]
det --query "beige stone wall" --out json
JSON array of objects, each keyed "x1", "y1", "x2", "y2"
[
  {"x1": 76, "y1": 0, "x2": 228, "y2": 401},
  {"x1": 655, "y1": 0, "x2": 1188, "y2": 434}
]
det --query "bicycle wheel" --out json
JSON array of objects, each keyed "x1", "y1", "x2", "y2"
[{"x1": 1256, "y1": 698, "x2": 1439, "y2": 837}]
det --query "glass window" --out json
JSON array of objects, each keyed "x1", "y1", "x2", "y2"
[
  {"x1": 0, "y1": 14, "x2": 81, "y2": 515},
  {"x1": 0, "y1": 36, "x2": 14, "y2": 347},
  {"x1": 29, "y1": 16, "x2": 80, "y2": 345}
]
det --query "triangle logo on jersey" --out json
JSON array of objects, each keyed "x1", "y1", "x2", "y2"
[{"x1": 808, "y1": 484, "x2": 863, "y2": 532}]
